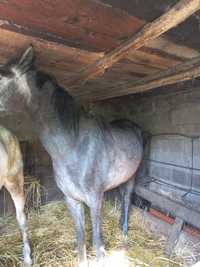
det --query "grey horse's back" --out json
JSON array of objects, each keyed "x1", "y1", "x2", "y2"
[{"x1": 110, "y1": 119, "x2": 143, "y2": 146}]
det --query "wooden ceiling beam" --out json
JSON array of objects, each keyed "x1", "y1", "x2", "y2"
[
  {"x1": 0, "y1": 27, "x2": 174, "y2": 93},
  {"x1": 144, "y1": 37, "x2": 200, "y2": 60},
  {"x1": 0, "y1": 0, "x2": 199, "y2": 79},
  {"x1": 0, "y1": 0, "x2": 198, "y2": 59},
  {"x1": 65, "y1": 0, "x2": 200, "y2": 89},
  {"x1": 0, "y1": 28, "x2": 104, "y2": 82},
  {"x1": 77, "y1": 55, "x2": 200, "y2": 101}
]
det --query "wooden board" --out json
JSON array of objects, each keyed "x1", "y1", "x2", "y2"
[
  {"x1": 0, "y1": 0, "x2": 199, "y2": 101},
  {"x1": 0, "y1": 28, "x2": 104, "y2": 79},
  {"x1": 75, "y1": 55, "x2": 200, "y2": 101},
  {"x1": 63, "y1": 0, "x2": 200, "y2": 89},
  {"x1": 146, "y1": 37, "x2": 200, "y2": 60},
  {"x1": 0, "y1": 0, "x2": 143, "y2": 51},
  {"x1": 1, "y1": 27, "x2": 200, "y2": 102},
  {"x1": 0, "y1": 28, "x2": 144, "y2": 93},
  {"x1": 0, "y1": 0, "x2": 198, "y2": 64}
]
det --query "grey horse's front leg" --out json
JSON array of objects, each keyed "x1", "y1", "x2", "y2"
[
  {"x1": 120, "y1": 176, "x2": 135, "y2": 237},
  {"x1": 65, "y1": 195, "x2": 87, "y2": 266},
  {"x1": 89, "y1": 193, "x2": 105, "y2": 259}
]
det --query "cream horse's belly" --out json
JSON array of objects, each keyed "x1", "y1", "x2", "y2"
[
  {"x1": 0, "y1": 142, "x2": 9, "y2": 189},
  {"x1": 0, "y1": 127, "x2": 23, "y2": 190}
]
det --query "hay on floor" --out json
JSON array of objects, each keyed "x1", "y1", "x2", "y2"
[{"x1": 0, "y1": 201, "x2": 184, "y2": 267}]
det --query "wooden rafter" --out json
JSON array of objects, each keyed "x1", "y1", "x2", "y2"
[
  {"x1": 0, "y1": 28, "x2": 104, "y2": 81},
  {"x1": 0, "y1": 0, "x2": 198, "y2": 72},
  {"x1": 76, "y1": 55, "x2": 200, "y2": 101},
  {"x1": 65, "y1": 0, "x2": 200, "y2": 89}
]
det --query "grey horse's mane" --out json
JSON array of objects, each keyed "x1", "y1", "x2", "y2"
[
  {"x1": 51, "y1": 83, "x2": 80, "y2": 135},
  {"x1": 34, "y1": 70, "x2": 142, "y2": 146},
  {"x1": 35, "y1": 70, "x2": 109, "y2": 138}
]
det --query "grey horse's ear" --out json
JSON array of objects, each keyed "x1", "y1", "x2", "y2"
[{"x1": 16, "y1": 45, "x2": 35, "y2": 73}]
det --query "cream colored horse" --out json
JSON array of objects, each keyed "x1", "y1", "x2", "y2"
[{"x1": 0, "y1": 126, "x2": 31, "y2": 266}]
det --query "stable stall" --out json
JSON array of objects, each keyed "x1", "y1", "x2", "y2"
[{"x1": 0, "y1": 1, "x2": 200, "y2": 266}]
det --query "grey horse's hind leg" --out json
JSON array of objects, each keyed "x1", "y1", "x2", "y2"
[
  {"x1": 120, "y1": 176, "x2": 135, "y2": 237},
  {"x1": 89, "y1": 192, "x2": 105, "y2": 259},
  {"x1": 65, "y1": 195, "x2": 87, "y2": 266}
]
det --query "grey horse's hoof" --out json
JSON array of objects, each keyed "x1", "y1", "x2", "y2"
[
  {"x1": 78, "y1": 260, "x2": 88, "y2": 267},
  {"x1": 96, "y1": 246, "x2": 106, "y2": 259},
  {"x1": 22, "y1": 257, "x2": 32, "y2": 267}
]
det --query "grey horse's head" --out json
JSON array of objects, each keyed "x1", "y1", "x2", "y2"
[{"x1": 0, "y1": 46, "x2": 35, "y2": 113}]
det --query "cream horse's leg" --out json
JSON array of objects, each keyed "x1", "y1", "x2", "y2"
[{"x1": 5, "y1": 178, "x2": 32, "y2": 266}]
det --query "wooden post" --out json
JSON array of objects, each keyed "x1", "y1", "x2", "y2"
[{"x1": 166, "y1": 217, "x2": 184, "y2": 256}]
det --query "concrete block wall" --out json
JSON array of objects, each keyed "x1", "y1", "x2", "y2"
[{"x1": 92, "y1": 85, "x2": 200, "y2": 137}]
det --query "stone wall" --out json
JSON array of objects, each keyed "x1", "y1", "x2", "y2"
[{"x1": 92, "y1": 85, "x2": 200, "y2": 137}]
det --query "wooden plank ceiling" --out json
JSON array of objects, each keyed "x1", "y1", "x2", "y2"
[{"x1": 0, "y1": 0, "x2": 199, "y2": 101}]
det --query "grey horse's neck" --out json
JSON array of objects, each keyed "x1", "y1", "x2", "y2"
[{"x1": 25, "y1": 70, "x2": 80, "y2": 157}]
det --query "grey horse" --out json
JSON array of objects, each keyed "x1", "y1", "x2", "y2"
[{"x1": 0, "y1": 47, "x2": 143, "y2": 265}]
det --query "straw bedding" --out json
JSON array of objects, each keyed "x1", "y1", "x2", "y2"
[{"x1": 0, "y1": 200, "x2": 184, "y2": 267}]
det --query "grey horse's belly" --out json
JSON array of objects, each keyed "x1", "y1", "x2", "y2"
[
  {"x1": 53, "y1": 159, "x2": 89, "y2": 202},
  {"x1": 52, "y1": 126, "x2": 143, "y2": 202},
  {"x1": 103, "y1": 129, "x2": 143, "y2": 191},
  {"x1": 105, "y1": 156, "x2": 141, "y2": 191}
]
